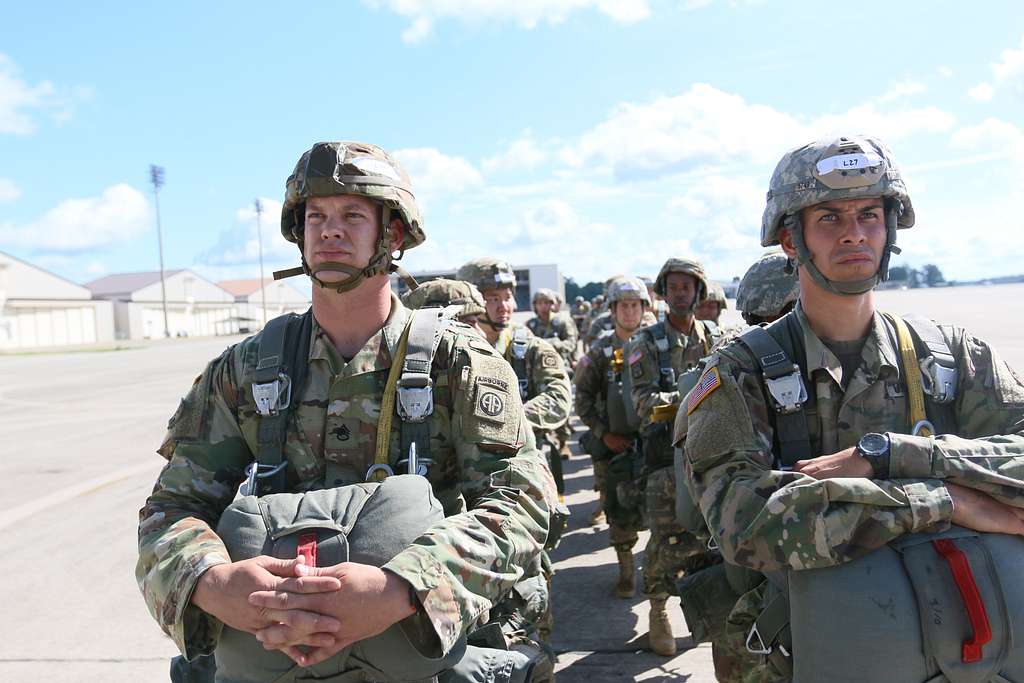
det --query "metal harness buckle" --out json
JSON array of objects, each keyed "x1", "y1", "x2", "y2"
[
  {"x1": 920, "y1": 357, "x2": 958, "y2": 404},
  {"x1": 746, "y1": 623, "x2": 772, "y2": 656},
  {"x1": 241, "y1": 461, "x2": 288, "y2": 496},
  {"x1": 397, "y1": 376, "x2": 434, "y2": 423},
  {"x1": 252, "y1": 374, "x2": 291, "y2": 417},
  {"x1": 518, "y1": 377, "x2": 529, "y2": 400},
  {"x1": 764, "y1": 367, "x2": 807, "y2": 414},
  {"x1": 365, "y1": 463, "x2": 395, "y2": 481}
]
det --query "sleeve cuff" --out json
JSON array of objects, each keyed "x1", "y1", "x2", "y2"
[
  {"x1": 175, "y1": 552, "x2": 229, "y2": 657},
  {"x1": 888, "y1": 433, "x2": 935, "y2": 479},
  {"x1": 384, "y1": 547, "x2": 464, "y2": 654},
  {"x1": 903, "y1": 480, "x2": 954, "y2": 532}
]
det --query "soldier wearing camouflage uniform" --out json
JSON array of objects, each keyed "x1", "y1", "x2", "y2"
[
  {"x1": 696, "y1": 282, "x2": 728, "y2": 325},
  {"x1": 584, "y1": 277, "x2": 623, "y2": 348},
  {"x1": 735, "y1": 250, "x2": 799, "y2": 327},
  {"x1": 574, "y1": 277, "x2": 652, "y2": 597},
  {"x1": 625, "y1": 258, "x2": 721, "y2": 657},
  {"x1": 401, "y1": 277, "x2": 487, "y2": 327},
  {"x1": 527, "y1": 288, "x2": 580, "y2": 460},
  {"x1": 137, "y1": 142, "x2": 558, "y2": 680},
  {"x1": 570, "y1": 296, "x2": 591, "y2": 337},
  {"x1": 683, "y1": 135, "x2": 1024, "y2": 681}
]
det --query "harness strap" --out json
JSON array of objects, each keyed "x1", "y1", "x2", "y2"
[
  {"x1": 503, "y1": 327, "x2": 530, "y2": 399},
  {"x1": 650, "y1": 324, "x2": 676, "y2": 390},
  {"x1": 886, "y1": 313, "x2": 933, "y2": 437},
  {"x1": 932, "y1": 538, "x2": 992, "y2": 663},
  {"x1": 371, "y1": 325, "x2": 412, "y2": 482}
]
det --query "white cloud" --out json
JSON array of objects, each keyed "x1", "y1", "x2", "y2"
[
  {"x1": 968, "y1": 82, "x2": 994, "y2": 102},
  {"x1": 393, "y1": 147, "x2": 483, "y2": 210},
  {"x1": 199, "y1": 197, "x2": 296, "y2": 268},
  {"x1": 0, "y1": 54, "x2": 86, "y2": 134},
  {"x1": 482, "y1": 131, "x2": 549, "y2": 173},
  {"x1": 951, "y1": 118, "x2": 1024, "y2": 155},
  {"x1": 0, "y1": 184, "x2": 150, "y2": 253},
  {"x1": 938, "y1": 66, "x2": 954, "y2": 78},
  {"x1": 968, "y1": 34, "x2": 1024, "y2": 101},
  {"x1": 877, "y1": 80, "x2": 927, "y2": 103},
  {"x1": 0, "y1": 177, "x2": 20, "y2": 203},
  {"x1": 363, "y1": 0, "x2": 651, "y2": 43}
]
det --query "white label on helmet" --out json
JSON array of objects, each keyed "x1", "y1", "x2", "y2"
[
  {"x1": 815, "y1": 152, "x2": 883, "y2": 176},
  {"x1": 620, "y1": 282, "x2": 642, "y2": 292},
  {"x1": 495, "y1": 272, "x2": 515, "y2": 285},
  {"x1": 350, "y1": 156, "x2": 401, "y2": 181}
]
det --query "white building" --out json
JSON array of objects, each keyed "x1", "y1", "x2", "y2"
[
  {"x1": 397, "y1": 263, "x2": 565, "y2": 312},
  {"x1": 86, "y1": 270, "x2": 237, "y2": 340},
  {"x1": 218, "y1": 278, "x2": 311, "y2": 332},
  {"x1": 0, "y1": 250, "x2": 115, "y2": 350}
]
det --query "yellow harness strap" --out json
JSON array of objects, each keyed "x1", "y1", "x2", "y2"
[
  {"x1": 371, "y1": 324, "x2": 412, "y2": 482},
  {"x1": 885, "y1": 313, "x2": 933, "y2": 438}
]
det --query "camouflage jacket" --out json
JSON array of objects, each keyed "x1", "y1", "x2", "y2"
[
  {"x1": 584, "y1": 310, "x2": 614, "y2": 347},
  {"x1": 137, "y1": 298, "x2": 557, "y2": 657},
  {"x1": 574, "y1": 331, "x2": 629, "y2": 439},
  {"x1": 626, "y1": 317, "x2": 719, "y2": 431},
  {"x1": 525, "y1": 314, "x2": 578, "y2": 364},
  {"x1": 684, "y1": 304, "x2": 1024, "y2": 573},
  {"x1": 494, "y1": 323, "x2": 572, "y2": 434}
]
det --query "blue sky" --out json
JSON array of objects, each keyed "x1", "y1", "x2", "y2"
[{"x1": 1, "y1": 0, "x2": 1022, "y2": 291}]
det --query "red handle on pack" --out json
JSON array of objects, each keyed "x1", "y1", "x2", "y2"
[
  {"x1": 297, "y1": 532, "x2": 318, "y2": 568},
  {"x1": 932, "y1": 539, "x2": 992, "y2": 663}
]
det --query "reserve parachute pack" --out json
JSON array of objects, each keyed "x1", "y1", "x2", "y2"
[{"x1": 678, "y1": 310, "x2": 1024, "y2": 683}]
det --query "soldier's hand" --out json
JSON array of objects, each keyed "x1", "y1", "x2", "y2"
[
  {"x1": 948, "y1": 483, "x2": 1024, "y2": 535},
  {"x1": 794, "y1": 447, "x2": 872, "y2": 479},
  {"x1": 602, "y1": 432, "x2": 633, "y2": 454},
  {"x1": 249, "y1": 562, "x2": 418, "y2": 667},
  {"x1": 191, "y1": 556, "x2": 342, "y2": 644}
]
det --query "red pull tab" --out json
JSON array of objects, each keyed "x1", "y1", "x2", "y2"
[
  {"x1": 932, "y1": 539, "x2": 992, "y2": 663},
  {"x1": 297, "y1": 532, "x2": 318, "y2": 568}
]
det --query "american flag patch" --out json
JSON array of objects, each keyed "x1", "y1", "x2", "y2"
[
  {"x1": 687, "y1": 367, "x2": 721, "y2": 415},
  {"x1": 627, "y1": 349, "x2": 642, "y2": 365}
]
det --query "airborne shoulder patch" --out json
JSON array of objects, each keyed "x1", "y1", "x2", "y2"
[
  {"x1": 541, "y1": 352, "x2": 559, "y2": 369},
  {"x1": 687, "y1": 367, "x2": 721, "y2": 415}
]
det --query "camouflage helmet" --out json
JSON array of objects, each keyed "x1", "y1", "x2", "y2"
[
  {"x1": 762, "y1": 135, "x2": 913, "y2": 297},
  {"x1": 736, "y1": 250, "x2": 800, "y2": 318},
  {"x1": 705, "y1": 282, "x2": 728, "y2": 308},
  {"x1": 532, "y1": 288, "x2": 558, "y2": 305},
  {"x1": 607, "y1": 276, "x2": 652, "y2": 307},
  {"x1": 276, "y1": 141, "x2": 425, "y2": 293},
  {"x1": 574, "y1": 295, "x2": 584, "y2": 304},
  {"x1": 402, "y1": 278, "x2": 486, "y2": 320},
  {"x1": 653, "y1": 258, "x2": 709, "y2": 301},
  {"x1": 456, "y1": 257, "x2": 516, "y2": 292}
]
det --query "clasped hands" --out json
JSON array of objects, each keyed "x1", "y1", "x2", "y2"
[{"x1": 191, "y1": 556, "x2": 417, "y2": 667}]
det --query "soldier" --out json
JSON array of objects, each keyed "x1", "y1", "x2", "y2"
[
  {"x1": 570, "y1": 295, "x2": 591, "y2": 337},
  {"x1": 695, "y1": 282, "x2": 728, "y2": 325},
  {"x1": 574, "y1": 277, "x2": 652, "y2": 597},
  {"x1": 584, "y1": 277, "x2": 623, "y2": 348},
  {"x1": 456, "y1": 259, "x2": 573, "y2": 492},
  {"x1": 625, "y1": 258, "x2": 722, "y2": 656},
  {"x1": 137, "y1": 141, "x2": 558, "y2": 681},
  {"x1": 527, "y1": 288, "x2": 580, "y2": 461},
  {"x1": 401, "y1": 277, "x2": 487, "y2": 327},
  {"x1": 641, "y1": 275, "x2": 669, "y2": 323},
  {"x1": 683, "y1": 135, "x2": 1024, "y2": 681},
  {"x1": 735, "y1": 249, "x2": 799, "y2": 326}
]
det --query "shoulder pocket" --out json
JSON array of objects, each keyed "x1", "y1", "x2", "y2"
[{"x1": 460, "y1": 349, "x2": 524, "y2": 450}]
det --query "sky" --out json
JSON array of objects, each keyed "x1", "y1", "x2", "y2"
[{"x1": 1, "y1": 0, "x2": 1023, "y2": 294}]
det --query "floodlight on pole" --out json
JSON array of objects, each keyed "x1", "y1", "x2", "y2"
[
  {"x1": 254, "y1": 198, "x2": 267, "y2": 327},
  {"x1": 149, "y1": 164, "x2": 170, "y2": 338}
]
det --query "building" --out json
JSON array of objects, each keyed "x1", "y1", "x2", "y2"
[
  {"x1": 218, "y1": 278, "x2": 311, "y2": 332},
  {"x1": 86, "y1": 269, "x2": 237, "y2": 340},
  {"x1": 396, "y1": 263, "x2": 565, "y2": 312},
  {"x1": 0, "y1": 250, "x2": 115, "y2": 350}
]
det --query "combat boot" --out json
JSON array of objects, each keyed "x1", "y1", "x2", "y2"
[
  {"x1": 614, "y1": 549, "x2": 635, "y2": 598},
  {"x1": 589, "y1": 491, "x2": 606, "y2": 526},
  {"x1": 648, "y1": 596, "x2": 677, "y2": 656},
  {"x1": 559, "y1": 441, "x2": 572, "y2": 460}
]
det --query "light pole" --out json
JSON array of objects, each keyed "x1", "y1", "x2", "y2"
[
  {"x1": 254, "y1": 198, "x2": 267, "y2": 327},
  {"x1": 149, "y1": 164, "x2": 170, "y2": 338}
]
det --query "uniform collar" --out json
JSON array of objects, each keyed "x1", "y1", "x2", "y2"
[
  {"x1": 795, "y1": 302, "x2": 901, "y2": 386},
  {"x1": 308, "y1": 294, "x2": 410, "y2": 376}
]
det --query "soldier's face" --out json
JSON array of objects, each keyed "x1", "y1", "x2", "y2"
[
  {"x1": 613, "y1": 299, "x2": 644, "y2": 331},
  {"x1": 792, "y1": 197, "x2": 886, "y2": 284},
  {"x1": 482, "y1": 287, "x2": 515, "y2": 325},
  {"x1": 694, "y1": 299, "x2": 721, "y2": 322},
  {"x1": 664, "y1": 273, "x2": 698, "y2": 314},
  {"x1": 303, "y1": 195, "x2": 403, "y2": 281},
  {"x1": 535, "y1": 299, "x2": 554, "y2": 319}
]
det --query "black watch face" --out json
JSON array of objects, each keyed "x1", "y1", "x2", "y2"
[{"x1": 860, "y1": 432, "x2": 887, "y2": 455}]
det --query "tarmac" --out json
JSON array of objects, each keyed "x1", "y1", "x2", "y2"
[{"x1": 1, "y1": 282, "x2": 1021, "y2": 682}]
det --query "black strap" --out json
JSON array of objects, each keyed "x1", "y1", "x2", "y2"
[
  {"x1": 253, "y1": 309, "x2": 313, "y2": 494},
  {"x1": 737, "y1": 316, "x2": 813, "y2": 467},
  {"x1": 648, "y1": 324, "x2": 676, "y2": 390}
]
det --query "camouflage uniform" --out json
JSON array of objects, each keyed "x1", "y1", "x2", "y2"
[
  {"x1": 684, "y1": 136, "x2": 1024, "y2": 682},
  {"x1": 137, "y1": 143, "x2": 557, "y2": 677},
  {"x1": 494, "y1": 324, "x2": 572, "y2": 436},
  {"x1": 570, "y1": 297, "x2": 591, "y2": 336},
  {"x1": 584, "y1": 310, "x2": 614, "y2": 348},
  {"x1": 526, "y1": 307, "x2": 579, "y2": 366}
]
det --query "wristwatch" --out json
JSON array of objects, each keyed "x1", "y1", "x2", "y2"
[{"x1": 856, "y1": 432, "x2": 891, "y2": 479}]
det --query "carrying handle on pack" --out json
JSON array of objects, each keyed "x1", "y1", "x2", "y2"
[{"x1": 932, "y1": 538, "x2": 992, "y2": 663}]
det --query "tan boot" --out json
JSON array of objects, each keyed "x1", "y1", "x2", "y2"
[
  {"x1": 648, "y1": 597, "x2": 677, "y2": 656},
  {"x1": 614, "y1": 550, "x2": 635, "y2": 598},
  {"x1": 590, "y1": 491, "x2": 607, "y2": 526},
  {"x1": 559, "y1": 442, "x2": 572, "y2": 460}
]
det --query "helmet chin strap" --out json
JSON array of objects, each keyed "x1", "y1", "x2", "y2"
[{"x1": 787, "y1": 207, "x2": 901, "y2": 297}]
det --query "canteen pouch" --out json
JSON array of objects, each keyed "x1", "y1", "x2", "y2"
[
  {"x1": 789, "y1": 526, "x2": 1024, "y2": 683},
  {"x1": 677, "y1": 561, "x2": 738, "y2": 644}
]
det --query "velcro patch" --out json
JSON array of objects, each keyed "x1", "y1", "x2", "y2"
[
  {"x1": 542, "y1": 353, "x2": 558, "y2": 369},
  {"x1": 474, "y1": 384, "x2": 507, "y2": 422},
  {"x1": 627, "y1": 350, "x2": 642, "y2": 366},
  {"x1": 631, "y1": 362, "x2": 644, "y2": 380},
  {"x1": 687, "y1": 367, "x2": 721, "y2": 415}
]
